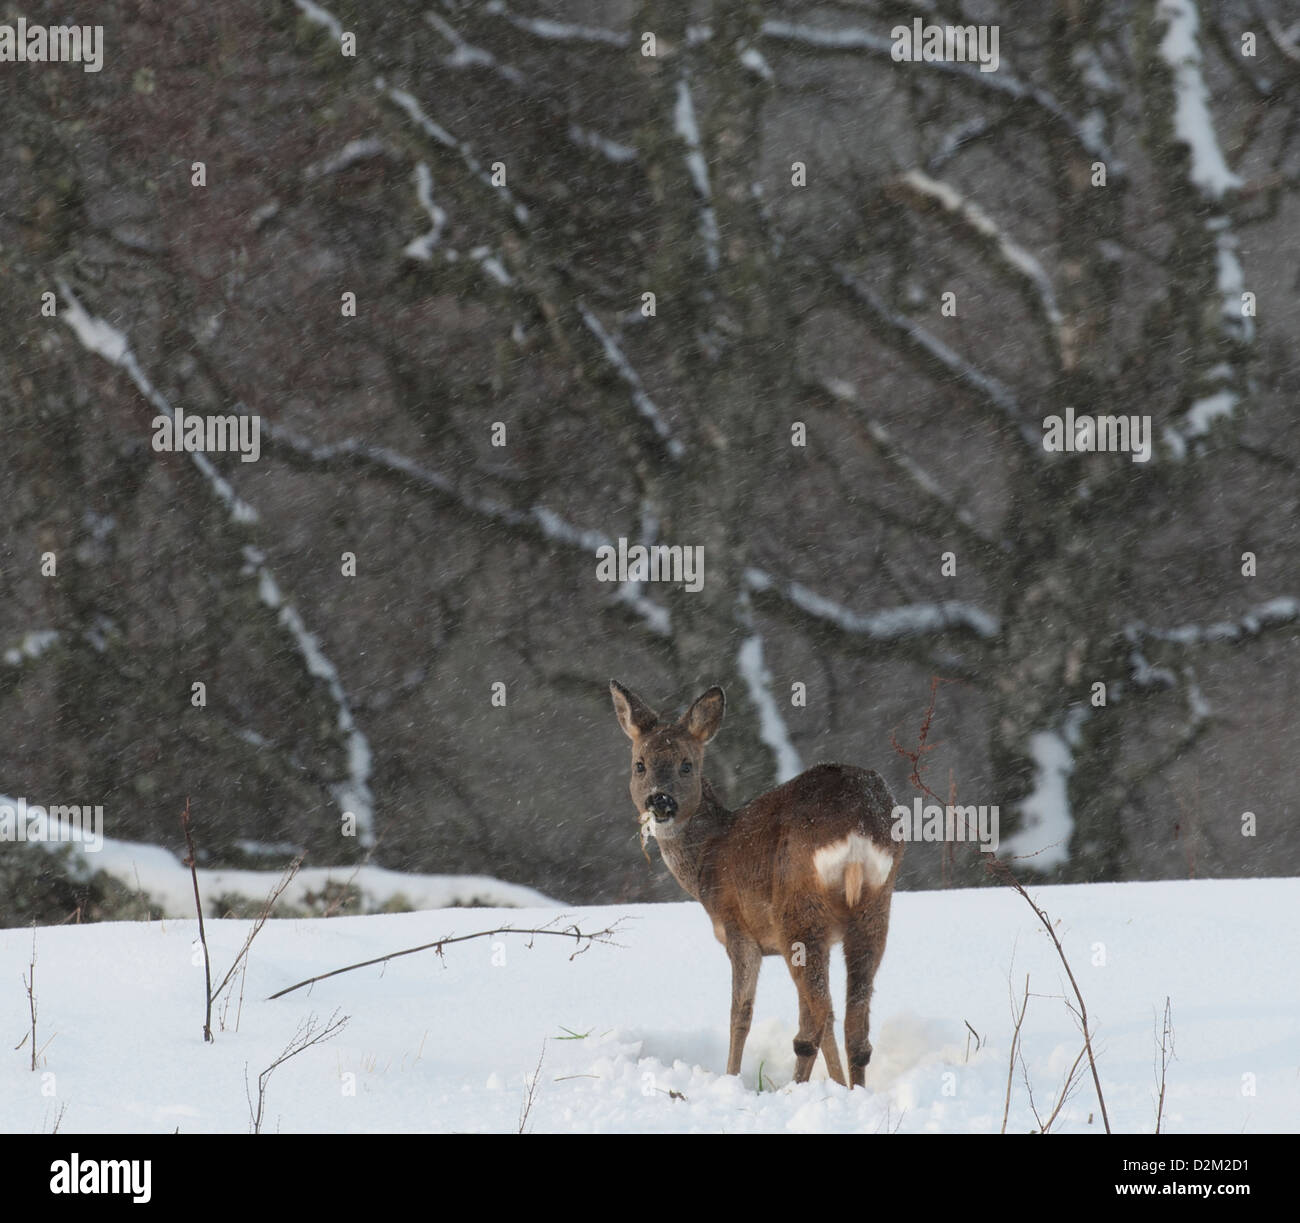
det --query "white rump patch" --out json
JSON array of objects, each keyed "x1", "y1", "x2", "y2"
[{"x1": 813, "y1": 833, "x2": 893, "y2": 893}]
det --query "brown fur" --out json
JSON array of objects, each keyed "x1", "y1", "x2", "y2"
[{"x1": 610, "y1": 680, "x2": 903, "y2": 1088}]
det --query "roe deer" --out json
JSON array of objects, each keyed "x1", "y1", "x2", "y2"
[{"x1": 610, "y1": 680, "x2": 902, "y2": 1089}]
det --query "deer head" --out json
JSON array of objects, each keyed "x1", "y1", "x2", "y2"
[{"x1": 609, "y1": 680, "x2": 725, "y2": 834}]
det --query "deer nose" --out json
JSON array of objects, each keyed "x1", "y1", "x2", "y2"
[{"x1": 647, "y1": 792, "x2": 678, "y2": 821}]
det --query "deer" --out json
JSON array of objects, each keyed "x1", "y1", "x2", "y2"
[{"x1": 610, "y1": 680, "x2": 903, "y2": 1089}]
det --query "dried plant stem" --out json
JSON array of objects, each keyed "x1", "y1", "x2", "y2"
[
  {"x1": 1155, "y1": 996, "x2": 1175, "y2": 1134},
  {"x1": 984, "y1": 855, "x2": 1110, "y2": 1133},
  {"x1": 248, "y1": 1010, "x2": 348, "y2": 1134},
  {"x1": 21, "y1": 926, "x2": 38, "y2": 1071},
  {"x1": 268, "y1": 918, "x2": 626, "y2": 1000},
  {"x1": 211, "y1": 854, "x2": 304, "y2": 1006},
  {"x1": 518, "y1": 1040, "x2": 547, "y2": 1133},
  {"x1": 180, "y1": 798, "x2": 213, "y2": 1042},
  {"x1": 1002, "y1": 972, "x2": 1030, "y2": 1134}
]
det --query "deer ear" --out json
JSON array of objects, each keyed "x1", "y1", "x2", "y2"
[
  {"x1": 681, "y1": 686, "x2": 725, "y2": 744},
  {"x1": 610, "y1": 680, "x2": 659, "y2": 741}
]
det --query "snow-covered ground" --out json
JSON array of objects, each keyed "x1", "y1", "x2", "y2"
[
  {"x1": 2, "y1": 878, "x2": 1296, "y2": 1133},
  {"x1": 0, "y1": 794, "x2": 558, "y2": 915},
  {"x1": 63, "y1": 834, "x2": 557, "y2": 916}
]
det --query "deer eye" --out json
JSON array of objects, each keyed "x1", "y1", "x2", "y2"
[
  {"x1": 680, "y1": 760, "x2": 692, "y2": 774},
  {"x1": 635, "y1": 760, "x2": 646, "y2": 774}
]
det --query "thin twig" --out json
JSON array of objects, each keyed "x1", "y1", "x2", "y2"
[
  {"x1": 518, "y1": 1040, "x2": 546, "y2": 1133},
  {"x1": 890, "y1": 676, "x2": 964, "y2": 806},
  {"x1": 180, "y1": 798, "x2": 213, "y2": 1042},
  {"x1": 1040, "y1": 1043, "x2": 1088, "y2": 1134},
  {"x1": 1002, "y1": 972, "x2": 1030, "y2": 1134},
  {"x1": 267, "y1": 918, "x2": 627, "y2": 1000},
  {"x1": 211, "y1": 854, "x2": 305, "y2": 1006},
  {"x1": 984, "y1": 855, "x2": 1111, "y2": 1134},
  {"x1": 1155, "y1": 996, "x2": 1175, "y2": 1134},
  {"x1": 248, "y1": 1010, "x2": 349, "y2": 1133},
  {"x1": 21, "y1": 925, "x2": 38, "y2": 1071},
  {"x1": 1019, "y1": 1040, "x2": 1043, "y2": 1132}
]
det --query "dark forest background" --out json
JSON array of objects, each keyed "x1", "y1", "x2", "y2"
[{"x1": 2, "y1": 0, "x2": 1297, "y2": 921}]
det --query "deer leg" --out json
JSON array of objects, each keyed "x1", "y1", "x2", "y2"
[
  {"x1": 785, "y1": 940, "x2": 837, "y2": 1084},
  {"x1": 844, "y1": 911, "x2": 887, "y2": 1089},
  {"x1": 820, "y1": 1009, "x2": 848, "y2": 1087},
  {"x1": 726, "y1": 935, "x2": 762, "y2": 1078}
]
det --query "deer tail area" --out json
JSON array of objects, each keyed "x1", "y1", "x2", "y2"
[
  {"x1": 844, "y1": 860, "x2": 865, "y2": 907},
  {"x1": 813, "y1": 832, "x2": 894, "y2": 907}
]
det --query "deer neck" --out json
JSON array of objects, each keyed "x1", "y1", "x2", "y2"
[{"x1": 653, "y1": 777, "x2": 731, "y2": 902}]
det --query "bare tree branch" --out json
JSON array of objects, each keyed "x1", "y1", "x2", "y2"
[
  {"x1": 885, "y1": 169, "x2": 1065, "y2": 368},
  {"x1": 829, "y1": 262, "x2": 1039, "y2": 447},
  {"x1": 267, "y1": 917, "x2": 628, "y2": 1000},
  {"x1": 760, "y1": 19, "x2": 1118, "y2": 166},
  {"x1": 58, "y1": 285, "x2": 377, "y2": 844}
]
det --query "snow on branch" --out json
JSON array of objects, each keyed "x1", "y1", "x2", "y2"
[
  {"x1": 607, "y1": 502, "x2": 672, "y2": 637},
  {"x1": 402, "y1": 165, "x2": 517, "y2": 289},
  {"x1": 57, "y1": 286, "x2": 376, "y2": 847},
  {"x1": 736, "y1": 591, "x2": 803, "y2": 783},
  {"x1": 831, "y1": 263, "x2": 1038, "y2": 446},
  {"x1": 262, "y1": 424, "x2": 671, "y2": 636},
  {"x1": 745, "y1": 568, "x2": 1000, "y2": 641},
  {"x1": 1129, "y1": 598, "x2": 1300, "y2": 648},
  {"x1": 303, "y1": 138, "x2": 387, "y2": 182},
  {"x1": 1116, "y1": 663, "x2": 1214, "y2": 797},
  {"x1": 1123, "y1": 629, "x2": 1176, "y2": 690},
  {"x1": 480, "y1": 1, "x2": 630, "y2": 48},
  {"x1": 247, "y1": 551, "x2": 375, "y2": 845},
  {"x1": 264, "y1": 422, "x2": 604, "y2": 548},
  {"x1": 3, "y1": 631, "x2": 60, "y2": 667},
  {"x1": 927, "y1": 115, "x2": 995, "y2": 172},
  {"x1": 294, "y1": 0, "x2": 343, "y2": 43},
  {"x1": 566, "y1": 125, "x2": 638, "y2": 165},
  {"x1": 1154, "y1": 0, "x2": 1241, "y2": 200},
  {"x1": 1152, "y1": 0, "x2": 1252, "y2": 457},
  {"x1": 424, "y1": 11, "x2": 638, "y2": 166},
  {"x1": 815, "y1": 377, "x2": 999, "y2": 557},
  {"x1": 1265, "y1": 18, "x2": 1300, "y2": 65},
  {"x1": 760, "y1": 19, "x2": 893, "y2": 54},
  {"x1": 673, "y1": 74, "x2": 721, "y2": 273},
  {"x1": 60, "y1": 286, "x2": 258, "y2": 526},
  {"x1": 887, "y1": 170, "x2": 1065, "y2": 365},
  {"x1": 760, "y1": 20, "x2": 1117, "y2": 166},
  {"x1": 379, "y1": 82, "x2": 530, "y2": 227},
  {"x1": 425, "y1": 11, "x2": 525, "y2": 83},
  {"x1": 295, "y1": 1, "x2": 533, "y2": 225},
  {"x1": 577, "y1": 303, "x2": 685, "y2": 460},
  {"x1": 403, "y1": 162, "x2": 448, "y2": 261}
]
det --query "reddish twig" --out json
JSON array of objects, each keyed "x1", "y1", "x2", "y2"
[{"x1": 890, "y1": 675, "x2": 964, "y2": 806}]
